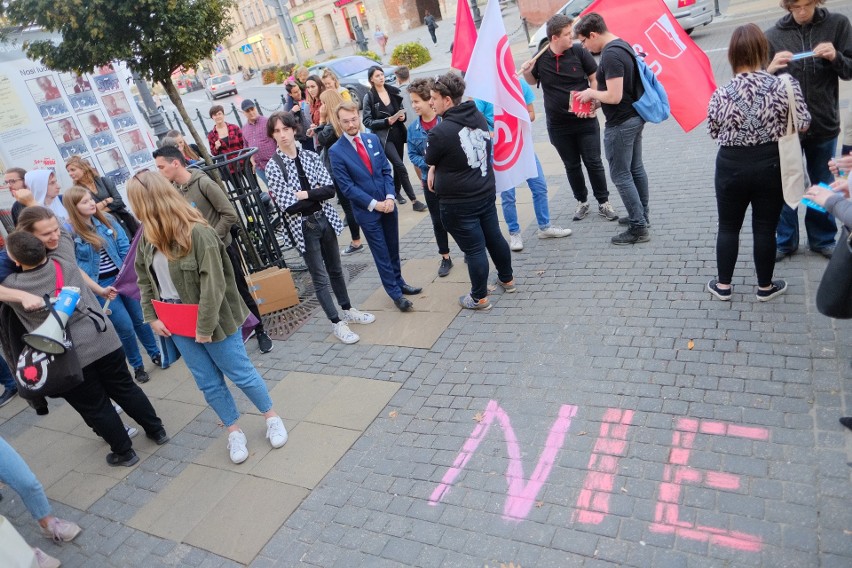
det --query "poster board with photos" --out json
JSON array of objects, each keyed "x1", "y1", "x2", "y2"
[{"x1": 0, "y1": 48, "x2": 156, "y2": 210}]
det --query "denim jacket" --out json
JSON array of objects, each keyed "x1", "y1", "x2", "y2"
[
  {"x1": 406, "y1": 116, "x2": 441, "y2": 182},
  {"x1": 72, "y1": 215, "x2": 130, "y2": 283}
]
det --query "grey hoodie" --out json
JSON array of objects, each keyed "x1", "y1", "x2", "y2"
[{"x1": 765, "y1": 7, "x2": 852, "y2": 140}]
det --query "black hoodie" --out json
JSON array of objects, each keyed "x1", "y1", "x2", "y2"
[
  {"x1": 425, "y1": 100, "x2": 494, "y2": 203},
  {"x1": 765, "y1": 7, "x2": 852, "y2": 140}
]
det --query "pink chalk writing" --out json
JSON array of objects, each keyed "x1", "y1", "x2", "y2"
[
  {"x1": 649, "y1": 418, "x2": 769, "y2": 552},
  {"x1": 573, "y1": 408, "x2": 634, "y2": 524},
  {"x1": 428, "y1": 400, "x2": 578, "y2": 521}
]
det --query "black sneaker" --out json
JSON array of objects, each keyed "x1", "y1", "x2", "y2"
[
  {"x1": 106, "y1": 449, "x2": 139, "y2": 467},
  {"x1": 341, "y1": 243, "x2": 364, "y2": 256},
  {"x1": 134, "y1": 367, "x2": 150, "y2": 384},
  {"x1": 146, "y1": 430, "x2": 170, "y2": 445},
  {"x1": 151, "y1": 354, "x2": 162, "y2": 367},
  {"x1": 438, "y1": 257, "x2": 453, "y2": 277},
  {"x1": 707, "y1": 279, "x2": 732, "y2": 301},
  {"x1": 611, "y1": 227, "x2": 650, "y2": 245},
  {"x1": 397, "y1": 196, "x2": 407, "y2": 205},
  {"x1": 257, "y1": 331, "x2": 274, "y2": 353},
  {"x1": 756, "y1": 280, "x2": 787, "y2": 302},
  {"x1": 0, "y1": 388, "x2": 18, "y2": 408},
  {"x1": 413, "y1": 200, "x2": 428, "y2": 212}
]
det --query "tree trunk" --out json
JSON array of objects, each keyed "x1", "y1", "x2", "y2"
[{"x1": 161, "y1": 77, "x2": 215, "y2": 166}]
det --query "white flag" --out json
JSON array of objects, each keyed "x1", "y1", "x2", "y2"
[{"x1": 465, "y1": 0, "x2": 538, "y2": 193}]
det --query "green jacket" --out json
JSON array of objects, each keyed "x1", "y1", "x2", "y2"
[
  {"x1": 177, "y1": 169, "x2": 238, "y2": 246},
  {"x1": 135, "y1": 223, "x2": 248, "y2": 341}
]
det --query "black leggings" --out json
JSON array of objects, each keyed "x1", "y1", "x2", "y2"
[
  {"x1": 385, "y1": 128, "x2": 416, "y2": 201},
  {"x1": 714, "y1": 143, "x2": 784, "y2": 287},
  {"x1": 423, "y1": 180, "x2": 449, "y2": 255},
  {"x1": 335, "y1": 182, "x2": 360, "y2": 241}
]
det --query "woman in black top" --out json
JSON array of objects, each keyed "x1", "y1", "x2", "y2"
[{"x1": 360, "y1": 66, "x2": 425, "y2": 211}]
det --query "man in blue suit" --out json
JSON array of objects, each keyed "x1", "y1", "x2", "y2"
[{"x1": 329, "y1": 101, "x2": 422, "y2": 311}]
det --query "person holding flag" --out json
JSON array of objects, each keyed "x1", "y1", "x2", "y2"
[{"x1": 425, "y1": 72, "x2": 515, "y2": 311}]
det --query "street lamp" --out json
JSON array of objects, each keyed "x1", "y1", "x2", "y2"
[
  {"x1": 470, "y1": 0, "x2": 482, "y2": 27},
  {"x1": 132, "y1": 72, "x2": 168, "y2": 140}
]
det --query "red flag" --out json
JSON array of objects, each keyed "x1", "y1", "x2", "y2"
[
  {"x1": 465, "y1": 0, "x2": 538, "y2": 192},
  {"x1": 582, "y1": 0, "x2": 716, "y2": 132},
  {"x1": 451, "y1": 0, "x2": 477, "y2": 72}
]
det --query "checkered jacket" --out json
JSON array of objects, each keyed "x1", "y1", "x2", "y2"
[{"x1": 265, "y1": 147, "x2": 344, "y2": 254}]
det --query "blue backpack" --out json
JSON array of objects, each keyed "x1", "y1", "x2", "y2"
[{"x1": 612, "y1": 43, "x2": 670, "y2": 124}]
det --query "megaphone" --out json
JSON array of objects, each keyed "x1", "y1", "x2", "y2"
[{"x1": 23, "y1": 286, "x2": 81, "y2": 355}]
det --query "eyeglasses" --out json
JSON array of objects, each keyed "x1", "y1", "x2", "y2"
[
  {"x1": 4, "y1": 178, "x2": 23, "y2": 184},
  {"x1": 340, "y1": 117, "x2": 359, "y2": 125}
]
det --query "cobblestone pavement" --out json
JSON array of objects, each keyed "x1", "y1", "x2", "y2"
[{"x1": 2, "y1": 1, "x2": 852, "y2": 566}]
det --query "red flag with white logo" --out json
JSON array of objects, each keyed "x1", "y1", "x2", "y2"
[
  {"x1": 451, "y1": 0, "x2": 478, "y2": 72},
  {"x1": 583, "y1": 0, "x2": 716, "y2": 132},
  {"x1": 464, "y1": 0, "x2": 537, "y2": 192}
]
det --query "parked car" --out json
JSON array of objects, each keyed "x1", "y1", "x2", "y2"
[
  {"x1": 206, "y1": 75, "x2": 238, "y2": 100},
  {"x1": 307, "y1": 56, "x2": 397, "y2": 109},
  {"x1": 528, "y1": 0, "x2": 713, "y2": 54}
]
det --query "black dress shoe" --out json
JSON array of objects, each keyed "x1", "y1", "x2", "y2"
[
  {"x1": 397, "y1": 196, "x2": 408, "y2": 205},
  {"x1": 394, "y1": 297, "x2": 413, "y2": 312},
  {"x1": 400, "y1": 284, "x2": 422, "y2": 295}
]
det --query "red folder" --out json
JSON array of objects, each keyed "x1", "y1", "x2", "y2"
[
  {"x1": 570, "y1": 91, "x2": 593, "y2": 115},
  {"x1": 151, "y1": 301, "x2": 199, "y2": 337}
]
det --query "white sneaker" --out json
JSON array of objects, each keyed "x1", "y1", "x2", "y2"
[
  {"x1": 598, "y1": 201, "x2": 619, "y2": 221},
  {"x1": 227, "y1": 430, "x2": 248, "y2": 464},
  {"x1": 32, "y1": 548, "x2": 61, "y2": 568},
  {"x1": 332, "y1": 321, "x2": 360, "y2": 344},
  {"x1": 265, "y1": 416, "x2": 288, "y2": 448},
  {"x1": 573, "y1": 201, "x2": 590, "y2": 220},
  {"x1": 342, "y1": 308, "x2": 376, "y2": 324},
  {"x1": 124, "y1": 424, "x2": 138, "y2": 439},
  {"x1": 538, "y1": 226, "x2": 573, "y2": 239},
  {"x1": 509, "y1": 233, "x2": 523, "y2": 251},
  {"x1": 113, "y1": 403, "x2": 123, "y2": 415}
]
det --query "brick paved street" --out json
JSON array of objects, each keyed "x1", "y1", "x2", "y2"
[{"x1": 2, "y1": 1, "x2": 851, "y2": 566}]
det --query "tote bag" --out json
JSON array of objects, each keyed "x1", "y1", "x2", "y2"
[
  {"x1": 0, "y1": 515, "x2": 37, "y2": 568},
  {"x1": 778, "y1": 74, "x2": 806, "y2": 208}
]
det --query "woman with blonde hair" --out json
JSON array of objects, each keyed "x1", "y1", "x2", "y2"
[
  {"x1": 315, "y1": 89, "x2": 362, "y2": 255},
  {"x1": 65, "y1": 155, "x2": 138, "y2": 236},
  {"x1": 64, "y1": 185, "x2": 161, "y2": 383},
  {"x1": 127, "y1": 171, "x2": 287, "y2": 464},
  {"x1": 320, "y1": 68, "x2": 352, "y2": 102},
  {"x1": 164, "y1": 129, "x2": 200, "y2": 163}
]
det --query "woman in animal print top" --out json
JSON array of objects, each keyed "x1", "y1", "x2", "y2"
[{"x1": 705, "y1": 23, "x2": 810, "y2": 303}]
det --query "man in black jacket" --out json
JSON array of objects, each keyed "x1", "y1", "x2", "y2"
[
  {"x1": 766, "y1": 0, "x2": 852, "y2": 261},
  {"x1": 425, "y1": 72, "x2": 515, "y2": 311}
]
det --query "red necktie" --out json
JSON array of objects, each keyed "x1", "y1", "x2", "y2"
[{"x1": 354, "y1": 136, "x2": 373, "y2": 174}]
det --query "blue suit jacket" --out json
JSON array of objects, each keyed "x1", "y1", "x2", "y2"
[{"x1": 328, "y1": 133, "x2": 394, "y2": 222}]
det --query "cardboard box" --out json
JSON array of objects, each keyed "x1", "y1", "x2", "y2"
[{"x1": 247, "y1": 267, "x2": 299, "y2": 314}]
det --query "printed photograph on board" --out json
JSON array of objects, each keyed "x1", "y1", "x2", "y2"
[
  {"x1": 96, "y1": 148, "x2": 131, "y2": 187},
  {"x1": 80, "y1": 110, "x2": 115, "y2": 150}
]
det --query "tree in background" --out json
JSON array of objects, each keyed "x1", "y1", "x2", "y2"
[{"x1": 1, "y1": 0, "x2": 235, "y2": 163}]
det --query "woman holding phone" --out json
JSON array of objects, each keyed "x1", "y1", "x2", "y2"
[
  {"x1": 360, "y1": 66, "x2": 425, "y2": 211},
  {"x1": 127, "y1": 171, "x2": 287, "y2": 465}
]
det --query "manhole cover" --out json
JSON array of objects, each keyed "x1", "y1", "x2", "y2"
[{"x1": 262, "y1": 262, "x2": 371, "y2": 341}]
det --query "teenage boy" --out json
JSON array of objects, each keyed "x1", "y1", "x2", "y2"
[{"x1": 406, "y1": 78, "x2": 454, "y2": 277}]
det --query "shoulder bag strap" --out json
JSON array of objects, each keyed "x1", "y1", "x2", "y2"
[
  {"x1": 779, "y1": 74, "x2": 798, "y2": 137},
  {"x1": 52, "y1": 259, "x2": 63, "y2": 294}
]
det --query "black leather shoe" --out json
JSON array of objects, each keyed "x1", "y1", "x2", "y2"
[
  {"x1": 397, "y1": 196, "x2": 407, "y2": 205},
  {"x1": 840, "y1": 417, "x2": 852, "y2": 431},
  {"x1": 147, "y1": 430, "x2": 170, "y2": 445},
  {"x1": 394, "y1": 297, "x2": 413, "y2": 312},
  {"x1": 400, "y1": 284, "x2": 422, "y2": 295}
]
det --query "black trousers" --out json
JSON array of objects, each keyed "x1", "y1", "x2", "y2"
[
  {"x1": 385, "y1": 128, "x2": 416, "y2": 201},
  {"x1": 335, "y1": 183, "x2": 361, "y2": 241},
  {"x1": 714, "y1": 142, "x2": 784, "y2": 287},
  {"x1": 62, "y1": 347, "x2": 164, "y2": 455},
  {"x1": 226, "y1": 240, "x2": 264, "y2": 332},
  {"x1": 548, "y1": 120, "x2": 610, "y2": 204},
  {"x1": 422, "y1": 180, "x2": 450, "y2": 255}
]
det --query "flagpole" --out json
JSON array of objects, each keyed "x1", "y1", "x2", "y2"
[{"x1": 516, "y1": 42, "x2": 550, "y2": 77}]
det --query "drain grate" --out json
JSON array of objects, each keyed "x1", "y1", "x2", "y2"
[{"x1": 261, "y1": 262, "x2": 372, "y2": 341}]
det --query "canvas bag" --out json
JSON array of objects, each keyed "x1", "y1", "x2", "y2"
[
  {"x1": 778, "y1": 74, "x2": 805, "y2": 208},
  {"x1": 0, "y1": 515, "x2": 38, "y2": 568}
]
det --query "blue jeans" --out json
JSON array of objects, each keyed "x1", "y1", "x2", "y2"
[
  {"x1": 776, "y1": 136, "x2": 838, "y2": 253},
  {"x1": 99, "y1": 275, "x2": 160, "y2": 369},
  {"x1": 501, "y1": 154, "x2": 551, "y2": 233},
  {"x1": 171, "y1": 330, "x2": 273, "y2": 427},
  {"x1": 0, "y1": 436, "x2": 51, "y2": 520},
  {"x1": 0, "y1": 356, "x2": 15, "y2": 392},
  {"x1": 256, "y1": 167, "x2": 268, "y2": 186},
  {"x1": 604, "y1": 116, "x2": 649, "y2": 228},
  {"x1": 440, "y1": 194, "x2": 513, "y2": 301},
  {"x1": 302, "y1": 213, "x2": 351, "y2": 321}
]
